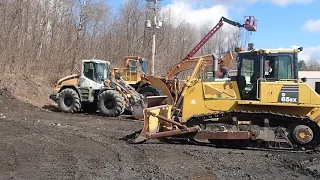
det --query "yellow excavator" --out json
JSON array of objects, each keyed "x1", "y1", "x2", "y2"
[{"x1": 130, "y1": 44, "x2": 320, "y2": 151}]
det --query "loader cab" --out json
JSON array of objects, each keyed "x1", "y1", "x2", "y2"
[
  {"x1": 81, "y1": 60, "x2": 110, "y2": 89},
  {"x1": 236, "y1": 48, "x2": 301, "y2": 100},
  {"x1": 126, "y1": 57, "x2": 148, "y2": 74}
]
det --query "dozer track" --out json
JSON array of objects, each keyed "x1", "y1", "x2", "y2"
[{"x1": 182, "y1": 110, "x2": 320, "y2": 152}]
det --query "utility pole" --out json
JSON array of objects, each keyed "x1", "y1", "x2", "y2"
[{"x1": 145, "y1": 0, "x2": 162, "y2": 76}]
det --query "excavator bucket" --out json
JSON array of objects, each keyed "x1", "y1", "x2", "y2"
[{"x1": 132, "y1": 105, "x2": 200, "y2": 143}]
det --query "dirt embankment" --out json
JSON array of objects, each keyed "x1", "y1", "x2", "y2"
[
  {"x1": 0, "y1": 87, "x2": 320, "y2": 180},
  {"x1": 0, "y1": 73, "x2": 56, "y2": 107}
]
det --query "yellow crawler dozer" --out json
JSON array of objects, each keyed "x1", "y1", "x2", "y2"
[{"x1": 130, "y1": 45, "x2": 320, "y2": 151}]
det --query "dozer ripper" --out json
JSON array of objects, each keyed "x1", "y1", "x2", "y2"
[{"x1": 130, "y1": 45, "x2": 320, "y2": 151}]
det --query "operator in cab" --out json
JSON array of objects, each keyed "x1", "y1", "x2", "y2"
[{"x1": 266, "y1": 59, "x2": 275, "y2": 78}]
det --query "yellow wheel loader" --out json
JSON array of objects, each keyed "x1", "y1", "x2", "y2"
[
  {"x1": 49, "y1": 59, "x2": 166, "y2": 119},
  {"x1": 130, "y1": 45, "x2": 320, "y2": 151},
  {"x1": 111, "y1": 56, "x2": 148, "y2": 87}
]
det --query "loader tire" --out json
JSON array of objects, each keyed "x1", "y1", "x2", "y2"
[
  {"x1": 138, "y1": 85, "x2": 164, "y2": 97},
  {"x1": 57, "y1": 88, "x2": 81, "y2": 113},
  {"x1": 98, "y1": 90, "x2": 125, "y2": 117}
]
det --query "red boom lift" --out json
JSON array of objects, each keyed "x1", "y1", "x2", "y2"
[{"x1": 182, "y1": 16, "x2": 257, "y2": 61}]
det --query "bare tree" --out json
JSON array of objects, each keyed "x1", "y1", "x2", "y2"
[{"x1": 0, "y1": 0, "x2": 246, "y2": 84}]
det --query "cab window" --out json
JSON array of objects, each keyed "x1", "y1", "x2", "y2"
[
  {"x1": 265, "y1": 55, "x2": 292, "y2": 80},
  {"x1": 240, "y1": 57, "x2": 255, "y2": 92},
  {"x1": 83, "y1": 62, "x2": 94, "y2": 80},
  {"x1": 129, "y1": 60, "x2": 137, "y2": 72},
  {"x1": 277, "y1": 55, "x2": 292, "y2": 79}
]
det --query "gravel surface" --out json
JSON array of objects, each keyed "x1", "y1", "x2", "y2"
[{"x1": 0, "y1": 88, "x2": 319, "y2": 180}]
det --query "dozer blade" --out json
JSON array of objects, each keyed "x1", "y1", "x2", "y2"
[
  {"x1": 132, "y1": 95, "x2": 168, "y2": 120},
  {"x1": 131, "y1": 104, "x2": 200, "y2": 144}
]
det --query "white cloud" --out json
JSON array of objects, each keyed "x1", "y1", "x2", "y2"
[
  {"x1": 161, "y1": 0, "x2": 315, "y2": 27},
  {"x1": 298, "y1": 45, "x2": 320, "y2": 61},
  {"x1": 303, "y1": 19, "x2": 320, "y2": 33},
  {"x1": 162, "y1": 1, "x2": 229, "y2": 27},
  {"x1": 170, "y1": 0, "x2": 314, "y2": 6},
  {"x1": 269, "y1": 0, "x2": 314, "y2": 6},
  {"x1": 276, "y1": 45, "x2": 320, "y2": 61}
]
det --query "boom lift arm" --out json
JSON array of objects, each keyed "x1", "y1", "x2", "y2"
[
  {"x1": 164, "y1": 16, "x2": 256, "y2": 79},
  {"x1": 183, "y1": 16, "x2": 256, "y2": 61}
]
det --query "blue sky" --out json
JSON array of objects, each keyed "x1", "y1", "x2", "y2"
[{"x1": 109, "y1": 0, "x2": 320, "y2": 61}]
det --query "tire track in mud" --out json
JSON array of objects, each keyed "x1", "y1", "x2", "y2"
[
  {"x1": 181, "y1": 147, "x2": 317, "y2": 180},
  {"x1": 18, "y1": 116, "x2": 167, "y2": 180},
  {"x1": 2, "y1": 88, "x2": 320, "y2": 180},
  {"x1": 0, "y1": 116, "x2": 122, "y2": 179},
  {"x1": 0, "y1": 119, "x2": 79, "y2": 180},
  {"x1": 36, "y1": 112, "x2": 176, "y2": 179},
  {"x1": 0, "y1": 141, "x2": 17, "y2": 179},
  {"x1": 282, "y1": 155, "x2": 320, "y2": 179},
  {"x1": 66, "y1": 128, "x2": 170, "y2": 180}
]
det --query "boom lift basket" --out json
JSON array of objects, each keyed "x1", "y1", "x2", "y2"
[{"x1": 244, "y1": 16, "x2": 257, "y2": 31}]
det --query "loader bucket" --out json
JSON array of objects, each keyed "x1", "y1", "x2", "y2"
[
  {"x1": 132, "y1": 104, "x2": 200, "y2": 144},
  {"x1": 132, "y1": 95, "x2": 168, "y2": 120}
]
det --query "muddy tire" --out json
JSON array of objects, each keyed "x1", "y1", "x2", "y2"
[
  {"x1": 57, "y1": 88, "x2": 81, "y2": 113},
  {"x1": 138, "y1": 85, "x2": 164, "y2": 97},
  {"x1": 98, "y1": 90, "x2": 125, "y2": 117}
]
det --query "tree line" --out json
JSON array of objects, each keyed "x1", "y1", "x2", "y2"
[
  {"x1": 0, "y1": 0, "x2": 250, "y2": 83},
  {"x1": 299, "y1": 60, "x2": 320, "y2": 71}
]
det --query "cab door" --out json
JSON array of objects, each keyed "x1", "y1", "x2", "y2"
[
  {"x1": 80, "y1": 62, "x2": 94, "y2": 89},
  {"x1": 259, "y1": 54, "x2": 298, "y2": 104}
]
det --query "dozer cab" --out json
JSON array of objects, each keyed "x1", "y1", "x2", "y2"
[
  {"x1": 131, "y1": 45, "x2": 320, "y2": 151},
  {"x1": 49, "y1": 59, "x2": 161, "y2": 119}
]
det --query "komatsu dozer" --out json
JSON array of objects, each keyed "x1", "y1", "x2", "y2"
[{"x1": 131, "y1": 45, "x2": 320, "y2": 151}]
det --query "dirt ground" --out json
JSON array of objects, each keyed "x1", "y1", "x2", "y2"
[{"x1": 0, "y1": 88, "x2": 320, "y2": 180}]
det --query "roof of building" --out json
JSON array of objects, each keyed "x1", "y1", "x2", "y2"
[
  {"x1": 239, "y1": 48, "x2": 302, "y2": 54},
  {"x1": 299, "y1": 71, "x2": 320, "y2": 79}
]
